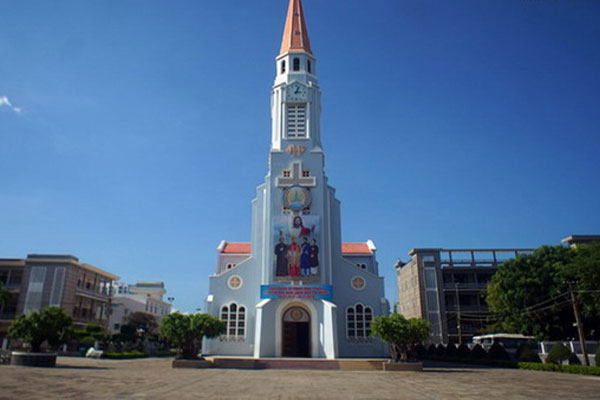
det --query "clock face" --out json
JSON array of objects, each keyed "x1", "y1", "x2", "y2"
[{"x1": 286, "y1": 83, "x2": 307, "y2": 101}]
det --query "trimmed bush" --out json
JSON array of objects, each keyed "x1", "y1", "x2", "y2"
[
  {"x1": 445, "y1": 343, "x2": 457, "y2": 358},
  {"x1": 568, "y1": 352, "x2": 581, "y2": 365},
  {"x1": 471, "y1": 344, "x2": 487, "y2": 359},
  {"x1": 102, "y1": 351, "x2": 148, "y2": 359},
  {"x1": 427, "y1": 344, "x2": 437, "y2": 357},
  {"x1": 436, "y1": 344, "x2": 447, "y2": 357},
  {"x1": 519, "y1": 362, "x2": 600, "y2": 376},
  {"x1": 546, "y1": 343, "x2": 571, "y2": 365},
  {"x1": 414, "y1": 344, "x2": 427, "y2": 358},
  {"x1": 516, "y1": 343, "x2": 541, "y2": 363},
  {"x1": 457, "y1": 343, "x2": 471, "y2": 359},
  {"x1": 488, "y1": 342, "x2": 510, "y2": 361}
]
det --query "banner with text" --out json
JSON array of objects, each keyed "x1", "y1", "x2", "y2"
[{"x1": 260, "y1": 285, "x2": 333, "y2": 301}]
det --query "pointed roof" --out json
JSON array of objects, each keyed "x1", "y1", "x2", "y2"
[{"x1": 280, "y1": 0, "x2": 312, "y2": 55}]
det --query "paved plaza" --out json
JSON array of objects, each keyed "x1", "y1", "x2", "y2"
[{"x1": 0, "y1": 357, "x2": 598, "y2": 399}]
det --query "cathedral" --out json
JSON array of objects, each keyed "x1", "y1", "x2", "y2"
[{"x1": 204, "y1": 0, "x2": 388, "y2": 359}]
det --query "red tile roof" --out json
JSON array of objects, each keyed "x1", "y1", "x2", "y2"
[
  {"x1": 222, "y1": 243, "x2": 252, "y2": 254},
  {"x1": 341, "y1": 243, "x2": 373, "y2": 255},
  {"x1": 222, "y1": 242, "x2": 373, "y2": 255}
]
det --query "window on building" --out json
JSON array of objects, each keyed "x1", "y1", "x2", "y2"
[
  {"x1": 287, "y1": 104, "x2": 307, "y2": 138},
  {"x1": 281, "y1": 60, "x2": 286, "y2": 74},
  {"x1": 220, "y1": 303, "x2": 246, "y2": 339},
  {"x1": 114, "y1": 323, "x2": 120, "y2": 331},
  {"x1": 302, "y1": 170, "x2": 310, "y2": 177},
  {"x1": 346, "y1": 303, "x2": 373, "y2": 340},
  {"x1": 293, "y1": 57, "x2": 300, "y2": 71},
  {"x1": 307, "y1": 59, "x2": 312, "y2": 73},
  {"x1": 283, "y1": 170, "x2": 291, "y2": 177}
]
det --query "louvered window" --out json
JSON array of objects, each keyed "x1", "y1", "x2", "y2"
[{"x1": 287, "y1": 104, "x2": 307, "y2": 138}]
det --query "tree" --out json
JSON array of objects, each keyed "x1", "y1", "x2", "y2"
[
  {"x1": 76, "y1": 322, "x2": 109, "y2": 348},
  {"x1": 126, "y1": 312, "x2": 159, "y2": 337},
  {"x1": 487, "y1": 244, "x2": 600, "y2": 340},
  {"x1": 160, "y1": 312, "x2": 225, "y2": 359},
  {"x1": 370, "y1": 314, "x2": 430, "y2": 362},
  {"x1": 8, "y1": 307, "x2": 74, "y2": 352},
  {"x1": 486, "y1": 245, "x2": 575, "y2": 340}
]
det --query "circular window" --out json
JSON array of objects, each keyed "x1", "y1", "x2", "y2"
[
  {"x1": 351, "y1": 276, "x2": 366, "y2": 291},
  {"x1": 227, "y1": 275, "x2": 243, "y2": 290}
]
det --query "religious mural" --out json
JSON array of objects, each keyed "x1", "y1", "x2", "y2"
[{"x1": 273, "y1": 215, "x2": 320, "y2": 279}]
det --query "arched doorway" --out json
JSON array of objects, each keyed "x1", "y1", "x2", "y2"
[{"x1": 282, "y1": 306, "x2": 311, "y2": 357}]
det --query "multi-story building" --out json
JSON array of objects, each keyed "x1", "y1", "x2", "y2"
[
  {"x1": 0, "y1": 254, "x2": 119, "y2": 349},
  {"x1": 109, "y1": 281, "x2": 171, "y2": 334},
  {"x1": 396, "y1": 234, "x2": 599, "y2": 344},
  {"x1": 396, "y1": 248, "x2": 533, "y2": 344}
]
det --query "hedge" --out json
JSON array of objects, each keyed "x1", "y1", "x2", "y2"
[
  {"x1": 421, "y1": 355, "x2": 600, "y2": 376},
  {"x1": 518, "y1": 362, "x2": 600, "y2": 376},
  {"x1": 102, "y1": 351, "x2": 149, "y2": 359},
  {"x1": 101, "y1": 350, "x2": 175, "y2": 359}
]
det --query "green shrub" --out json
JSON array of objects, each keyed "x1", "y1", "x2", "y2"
[
  {"x1": 518, "y1": 362, "x2": 600, "y2": 376},
  {"x1": 457, "y1": 343, "x2": 471, "y2": 359},
  {"x1": 445, "y1": 343, "x2": 457, "y2": 358},
  {"x1": 568, "y1": 352, "x2": 581, "y2": 365},
  {"x1": 546, "y1": 343, "x2": 571, "y2": 365},
  {"x1": 426, "y1": 344, "x2": 437, "y2": 357},
  {"x1": 102, "y1": 351, "x2": 148, "y2": 359},
  {"x1": 488, "y1": 342, "x2": 510, "y2": 361},
  {"x1": 436, "y1": 344, "x2": 447, "y2": 357},
  {"x1": 596, "y1": 346, "x2": 600, "y2": 366},
  {"x1": 516, "y1": 343, "x2": 541, "y2": 363},
  {"x1": 471, "y1": 344, "x2": 487, "y2": 359},
  {"x1": 414, "y1": 344, "x2": 427, "y2": 358}
]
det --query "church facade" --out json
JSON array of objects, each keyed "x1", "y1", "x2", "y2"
[{"x1": 204, "y1": 0, "x2": 389, "y2": 359}]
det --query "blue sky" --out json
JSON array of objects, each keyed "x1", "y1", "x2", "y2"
[{"x1": 1, "y1": 0, "x2": 599, "y2": 313}]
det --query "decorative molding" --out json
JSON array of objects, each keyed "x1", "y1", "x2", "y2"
[{"x1": 286, "y1": 145, "x2": 306, "y2": 157}]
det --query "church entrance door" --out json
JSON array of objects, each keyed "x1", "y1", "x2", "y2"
[{"x1": 282, "y1": 306, "x2": 311, "y2": 357}]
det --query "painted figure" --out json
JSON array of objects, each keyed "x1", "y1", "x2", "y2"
[
  {"x1": 275, "y1": 236, "x2": 288, "y2": 276},
  {"x1": 287, "y1": 236, "x2": 301, "y2": 277},
  {"x1": 292, "y1": 216, "x2": 314, "y2": 239},
  {"x1": 309, "y1": 239, "x2": 319, "y2": 275},
  {"x1": 300, "y1": 237, "x2": 311, "y2": 276}
]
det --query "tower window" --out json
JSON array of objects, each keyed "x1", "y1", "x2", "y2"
[
  {"x1": 293, "y1": 58, "x2": 300, "y2": 71},
  {"x1": 287, "y1": 104, "x2": 306, "y2": 138},
  {"x1": 307, "y1": 60, "x2": 312, "y2": 73},
  {"x1": 302, "y1": 170, "x2": 310, "y2": 177},
  {"x1": 281, "y1": 60, "x2": 286, "y2": 74}
]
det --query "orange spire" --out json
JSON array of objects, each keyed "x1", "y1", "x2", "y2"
[{"x1": 279, "y1": 0, "x2": 312, "y2": 55}]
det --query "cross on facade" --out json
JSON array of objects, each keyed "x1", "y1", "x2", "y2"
[{"x1": 276, "y1": 162, "x2": 316, "y2": 188}]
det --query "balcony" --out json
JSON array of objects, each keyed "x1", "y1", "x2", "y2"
[{"x1": 443, "y1": 282, "x2": 488, "y2": 290}]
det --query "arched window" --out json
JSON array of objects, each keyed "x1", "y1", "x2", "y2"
[
  {"x1": 293, "y1": 58, "x2": 300, "y2": 71},
  {"x1": 281, "y1": 60, "x2": 286, "y2": 74},
  {"x1": 220, "y1": 303, "x2": 246, "y2": 339},
  {"x1": 346, "y1": 303, "x2": 373, "y2": 341},
  {"x1": 307, "y1": 60, "x2": 312, "y2": 74}
]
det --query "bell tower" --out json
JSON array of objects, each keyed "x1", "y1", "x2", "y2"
[{"x1": 271, "y1": 0, "x2": 322, "y2": 152}]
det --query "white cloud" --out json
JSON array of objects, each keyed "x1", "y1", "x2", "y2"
[{"x1": 0, "y1": 96, "x2": 22, "y2": 114}]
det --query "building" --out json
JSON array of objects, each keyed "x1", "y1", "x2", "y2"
[
  {"x1": 397, "y1": 234, "x2": 599, "y2": 344},
  {"x1": 561, "y1": 235, "x2": 600, "y2": 248},
  {"x1": 396, "y1": 248, "x2": 533, "y2": 344},
  {"x1": 0, "y1": 254, "x2": 119, "y2": 349},
  {"x1": 204, "y1": 0, "x2": 388, "y2": 359},
  {"x1": 109, "y1": 281, "x2": 172, "y2": 334}
]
